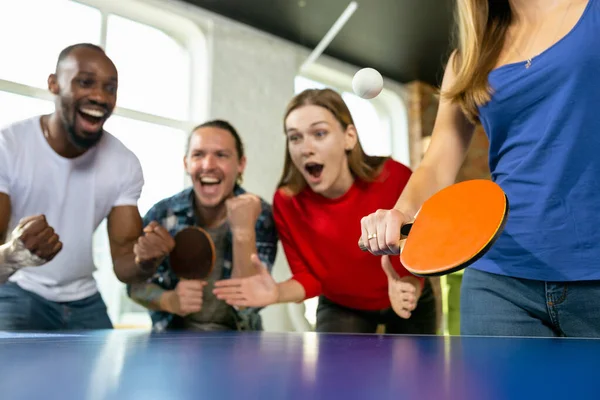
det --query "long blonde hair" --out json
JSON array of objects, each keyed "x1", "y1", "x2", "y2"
[
  {"x1": 443, "y1": 0, "x2": 512, "y2": 123},
  {"x1": 277, "y1": 88, "x2": 387, "y2": 196}
]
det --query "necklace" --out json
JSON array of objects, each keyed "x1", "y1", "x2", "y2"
[
  {"x1": 41, "y1": 116, "x2": 50, "y2": 139},
  {"x1": 511, "y1": 0, "x2": 574, "y2": 69}
]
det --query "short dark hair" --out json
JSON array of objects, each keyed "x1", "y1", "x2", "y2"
[
  {"x1": 186, "y1": 119, "x2": 245, "y2": 160},
  {"x1": 56, "y1": 43, "x2": 105, "y2": 70}
]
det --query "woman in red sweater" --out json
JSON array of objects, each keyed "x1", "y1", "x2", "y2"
[{"x1": 214, "y1": 88, "x2": 436, "y2": 334}]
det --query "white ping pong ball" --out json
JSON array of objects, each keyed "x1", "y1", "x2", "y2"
[{"x1": 352, "y1": 67, "x2": 383, "y2": 99}]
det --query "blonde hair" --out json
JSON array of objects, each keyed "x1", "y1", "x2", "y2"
[
  {"x1": 443, "y1": 0, "x2": 512, "y2": 123},
  {"x1": 277, "y1": 88, "x2": 387, "y2": 196}
]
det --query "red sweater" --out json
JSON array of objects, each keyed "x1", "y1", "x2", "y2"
[{"x1": 272, "y1": 159, "x2": 421, "y2": 311}]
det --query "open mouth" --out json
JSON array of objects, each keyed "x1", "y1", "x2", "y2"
[
  {"x1": 304, "y1": 162, "x2": 324, "y2": 179},
  {"x1": 200, "y1": 176, "x2": 222, "y2": 186},
  {"x1": 77, "y1": 107, "x2": 107, "y2": 131}
]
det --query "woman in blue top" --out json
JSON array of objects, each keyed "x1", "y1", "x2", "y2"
[{"x1": 360, "y1": 0, "x2": 600, "y2": 337}]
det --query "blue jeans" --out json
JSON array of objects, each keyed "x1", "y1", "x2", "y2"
[
  {"x1": 0, "y1": 282, "x2": 113, "y2": 331},
  {"x1": 460, "y1": 267, "x2": 600, "y2": 337}
]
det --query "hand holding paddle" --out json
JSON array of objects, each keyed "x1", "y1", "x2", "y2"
[
  {"x1": 213, "y1": 254, "x2": 278, "y2": 307},
  {"x1": 161, "y1": 280, "x2": 207, "y2": 317},
  {"x1": 134, "y1": 221, "x2": 175, "y2": 271},
  {"x1": 359, "y1": 180, "x2": 509, "y2": 277},
  {"x1": 381, "y1": 255, "x2": 420, "y2": 319},
  {"x1": 359, "y1": 208, "x2": 412, "y2": 256}
]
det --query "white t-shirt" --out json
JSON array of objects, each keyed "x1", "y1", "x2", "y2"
[{"x1": 0, "y1": 116, "x2": 144, "y2": 302}]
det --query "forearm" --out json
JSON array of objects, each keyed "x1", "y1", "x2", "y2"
[
  {"x1": 276, "y1": 279, "x2": 307, "y2": 304},
  {"x1": 113, "y1": 253, "x2": 156, "y2": 284},
  {"x1": 129, "y1": 282, "x2": 170, "y2": 311},
  {"x1": 394, "y1": 164, "x2": 454, "y2": 218},
  {"x1": 231, "y1": 230, "x2": 258, "y2": 279}
]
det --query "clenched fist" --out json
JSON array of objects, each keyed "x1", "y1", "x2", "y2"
[
  {"x1": 134, "y1": 221, "x2": 175, "y2": 270},
  {"x1": 225, "y1": 193, "x2": 262, "y2": 235},
  {"x1": 0, "y1": 215, "x2": 62, "y2": 283}
]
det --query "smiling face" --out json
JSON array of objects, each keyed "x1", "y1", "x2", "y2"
[
  {"x1": 284, "y1": 104, "x2": 357, "y2": 198},
  {"x1": 48, "y1": 46, "x2": 118, "y2": 149},
  {"x1": 184, "y1": 126, "x2": 246, "y2": 208}
]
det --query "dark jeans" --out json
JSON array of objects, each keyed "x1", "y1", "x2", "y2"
[
  {"x1": 461, "y1": 267, "x2": 600, "y2": 337},
  {"x1": 316, "y1": 279, "x2": 437, "y2": 334},
  {"x1": 0, "y1": 282, "x2": 113, "y2": 331}
]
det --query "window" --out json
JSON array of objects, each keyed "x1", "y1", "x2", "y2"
[
  {"x1": 0, "y1": 92, "x2": 54, "y2": 128},
  {"x1": 105, "y1": 15, "x2": 191, "y2": 120},
  {"x1": 0, "y1": 0, "x2": 102, "y2": 89},
  {"x1": 0, "y1": 0, "x2": 206, "y2": 327}
]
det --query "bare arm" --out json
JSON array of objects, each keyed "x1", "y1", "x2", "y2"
[
  {"x1": 107, "y1": 205, "x2": 151, "y2": 284},
  {"x1": 130, "y1": 280, "x2": 205, "y2": 317},
  {"x1": 0, "y1": 193, "x2": 9, "y2": 244},
  {"x1": 395, "y1": 51, "x2": 476, "y2": 217},
  {"x1": 276, "y1": 279, "x2": 306, "y2": 303},
  {"x1": 129, "y1": 282, "x2": 166, "y2": 310},
  {"x1": 227, "y1": 194, "x2": 264, "y2": 279},
  {"x1": 231, "y1": 231, "x2": 257, "y2": 279},
  {"x1": 0, "y1": 193, "x2": 11, "y2": 282}
]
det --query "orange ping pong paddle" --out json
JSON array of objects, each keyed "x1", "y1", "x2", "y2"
[
  {"x1": 359, "y1": 179, "x2": 509, "y2": 277},
  {"x1": 169, "y1": 227, "x2": 216, "y2": 280}
]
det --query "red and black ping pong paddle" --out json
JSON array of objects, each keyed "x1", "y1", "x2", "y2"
[
  {"x1": 359, "y1": 179, "x2": 509, "y2": 277},
  {"x1": 169, "y1": 227, "x2": 216, "y2": 280}
]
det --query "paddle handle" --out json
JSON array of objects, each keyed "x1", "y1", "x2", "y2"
[{"x1": 358, "y1": 223, "x2": 413, "y2": 252}]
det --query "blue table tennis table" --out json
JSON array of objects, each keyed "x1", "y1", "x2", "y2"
[{"x1": 1, "y1": 330, "x2": 597, "y2": 400}]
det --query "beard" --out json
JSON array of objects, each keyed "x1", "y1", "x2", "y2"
[
  {"x1": 65, "y1": 122, "x2": 103, "y2": 149},
  {"x1": 60, "y1": 99, "x2": 106, "y2": 150}
]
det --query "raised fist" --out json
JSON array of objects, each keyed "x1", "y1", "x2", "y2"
[
  {"x1": 0, "y1": 215, "x2": 62, "y2": 283},
  {"x1": 7, "y1": 214, "x2": 62, "y2": 261},
  {"x1": 225, "y1": 193, "x2": 261, "y2": 235},
  {"x1": 134, "y1": 221, "x2": 175, "y2": 269}
]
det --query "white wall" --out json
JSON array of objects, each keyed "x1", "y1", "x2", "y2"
[{"x1": 141, "y1": 0, "x2": 411, "y2": 331}]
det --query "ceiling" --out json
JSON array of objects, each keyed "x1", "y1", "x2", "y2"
[{"x1": 179, "y1": 0, "x2": 456, "y2": 87}]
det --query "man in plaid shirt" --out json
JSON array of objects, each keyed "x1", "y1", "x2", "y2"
[{"x1": 127, "y1": 120, "x2": 278, "y2": 332}]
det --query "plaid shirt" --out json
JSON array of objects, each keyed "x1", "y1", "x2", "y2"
[{"x1": 127, "y1": 185, "x2": 278, "y2": 332}]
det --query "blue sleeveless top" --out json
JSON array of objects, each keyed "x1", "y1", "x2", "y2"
[{"x1": 475, "y1": 0, "x2": 600, "y2": 282}]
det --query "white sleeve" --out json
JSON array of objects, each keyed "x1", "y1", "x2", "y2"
[
  {"x1": 114, "y1": 152, "x2": 144, "y2": 207},
  {"x1": 0, "y1": 131, "x2": 14, "y2": 195}
]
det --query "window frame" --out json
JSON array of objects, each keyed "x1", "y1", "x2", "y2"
[
  {"x1": 0, "y1": 0, "x2": 208, "y2": 134},
  {"x1": 0, "y1": 0, "x2": 209, "y2": 327}
]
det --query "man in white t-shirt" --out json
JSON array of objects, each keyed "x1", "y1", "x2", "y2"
[{"x1": 0, "y1": 43, "x2": 175, "y2": 330}]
